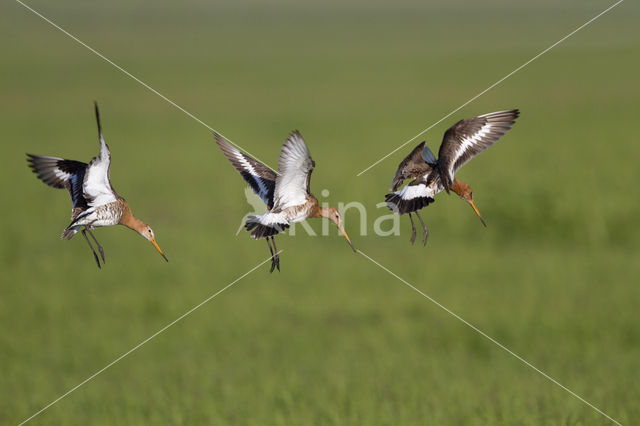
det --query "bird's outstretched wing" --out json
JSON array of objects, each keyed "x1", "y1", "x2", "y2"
[
  {"x1": 82, "y1": 103, "x2": 118, "y2": 207},
  {"x1": 390, "y1": 141, "x2": 436, "y2": 191},
  {"x1": 215, "y1": 133, "x2": 277, "y2": 209},
  {"x1": 27, "y1": 154, "x2": 89, "y2": 214},
  {"x1": 438, "y1": 109, "x2": 519, "y2": 190},
  {"x1": 273, "y1": 131, "x2": 315, "y2": 209}
]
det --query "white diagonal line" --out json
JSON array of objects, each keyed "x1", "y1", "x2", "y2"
[
  {"x1": 356, "y1": 0, "x2": 625, "y2": 176},
  {"x1": 357, "y1": 249, "x2": 622, "y2": 425},
  {"x1": 18, "y1": 252, "x2": 280, "y2": 426},
  {"x1": 15, "y1": 0, "x2": 275, "y2": 171}
]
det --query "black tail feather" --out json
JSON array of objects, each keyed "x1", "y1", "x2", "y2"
[
  {"x1": 245, "y1": 216, "x2": 289, "y2": 239},
  {"x1": 385, "y1": 193, "x2": 434, "y2": 215}
]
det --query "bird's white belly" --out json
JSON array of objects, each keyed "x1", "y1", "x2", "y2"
[
  {"x1": 288, "y1": 210, "x2": 309, "y2": 223},
  {"x1": 74, "y1": 203, "x2": 122, "y2": 228},
  {"x1": 284, "y1": 203, "x2": 314, "y2": 223},
  {"x1": 88, "y1": 217, "x2": 120, "y2": 227}
]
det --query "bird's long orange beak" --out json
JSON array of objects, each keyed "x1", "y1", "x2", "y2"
[
  {"x1": 338, "y1": 224, "x2": 356, "y2": 252},
  {"x1": 150, "y1": 238, "x2": 169, "y2": 262},
  {"x1": 468, "y1": 200, "x2": 487, "y2": 227}
]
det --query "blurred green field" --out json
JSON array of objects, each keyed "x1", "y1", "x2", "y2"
[{"x1": 1, "y1": 0, "x2": 639, "y2": 424}]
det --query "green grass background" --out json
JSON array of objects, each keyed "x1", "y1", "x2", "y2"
[{"x1": 1, "y1": 0, "x2": 639, "y2": 424}]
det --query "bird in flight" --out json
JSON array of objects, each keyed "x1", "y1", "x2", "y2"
[
  {"x1": 215, "y1": 131, "x2": 356, "y2": 272},
  {"x1": 385, "y1": 109, "x2": 519, "y2": 245},
  {"x1": 27, "y1": 102, "x2": 168, "y2": 268}
]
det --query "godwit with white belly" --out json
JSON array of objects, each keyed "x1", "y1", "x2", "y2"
[
  {"x1": 215, "y1": 131, "x2": 355, "y2": 272},
  {"x1": 27, "y1": 103, "x2": 168, "y2": 267}
]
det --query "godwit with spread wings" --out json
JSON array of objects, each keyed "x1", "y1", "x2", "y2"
[
  {"x1": 385, "y1": 109, "x2": 519, "y2": 245},
  {"x1": 27, "y1": 103, "x2": 168, "y2": 268},
  {"x1": 215, "y1": 131, "x2": 355, "y2": 272}
]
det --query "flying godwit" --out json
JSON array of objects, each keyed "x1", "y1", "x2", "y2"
[
  {"x1": 26, "y1": 103, "x2": 168, "y2": 268},
  {"x1": 215, "y1": 131, "x2": 356, "y2": 272},
  {"x1": 385, "y1": 109, "x2": 519, "y2": 245}
]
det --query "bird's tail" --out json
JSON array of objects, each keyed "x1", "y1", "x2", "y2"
[
  {"x1": 385, "y1": 192, "x2": 434, "y2": 215},
  {"x1": 61, "y1": 226, "x2": 80, "y2": 240},
  {"x1": 245, "y1": 215, "x2": 289, "y2": 239}
]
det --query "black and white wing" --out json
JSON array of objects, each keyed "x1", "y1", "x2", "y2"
[
  {"x1": 273, "y1": 131, "x2": 315, "y2": 209},
  {"x1": 82, "y1": 103, "x2": 118, "y2": 207},
  {"x1": 27, "y1": 154, "x2": 89, "y2": 213},
  {"x1": 215, "y1": 133, "x2": 277, "y2": 209},
  {"x1": 390, "y1": 141, "x2": 436, "y2": 191},
  {"x1": 438, "y1": 109, "x2": 519, "y2": 189}
]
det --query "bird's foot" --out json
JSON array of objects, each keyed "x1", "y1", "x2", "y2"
[
  {"x1": 92, "y1": 252, "x2": 101, "y2": 269},
  {"x1": 269, "y1": 254, "x2": 281, "y2": 273}
]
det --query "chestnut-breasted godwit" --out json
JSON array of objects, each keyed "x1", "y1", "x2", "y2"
[{"x1": 385, "y1": 109, "x2": 519, "y2": 245}]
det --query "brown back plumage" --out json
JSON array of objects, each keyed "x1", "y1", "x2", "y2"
[{"x1": 389, "y1": 141, "x2": 435, "y2": 191}]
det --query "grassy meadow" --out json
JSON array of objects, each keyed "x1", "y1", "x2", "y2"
[{"x1": 1, "y1": 0, "x2": 639, "y2": 424}]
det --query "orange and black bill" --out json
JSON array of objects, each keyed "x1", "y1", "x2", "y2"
[
  {"x1": 338, "y1": 224, "x2": 357, "y2": 252},
  {"x1": 150, "y1": 238, "x2": 169, "y2": 262},
  {"x1": 468, "y1": 201, "x2": 487, "y2": 227}
]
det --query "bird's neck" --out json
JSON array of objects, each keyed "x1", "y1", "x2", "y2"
[
  {"x1": 311, "y1": 200, "x2": 331, "y2": 219},
  {"x1": 450, "y1": 179, "x2": 470, "y2": 199},
  {"x1": 119, "y1": 205, "x2": 146, "y2": 233}
]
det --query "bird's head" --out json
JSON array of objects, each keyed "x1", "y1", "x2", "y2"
[
  {"x1": 139, "y1": 224, "x2": 169, "y2": 261},
  {"x1": 322, "y1": 207, "x2": 356, "y2": 252},
  {"x1": 451, "y1": 180, "x2": 487, "y2": 227}
]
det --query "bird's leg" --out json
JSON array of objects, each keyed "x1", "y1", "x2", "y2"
[
  {"x1": 86, "y1": 229, "x2": 105, "y2": 263},
  {"x1": 266, "y1": 237, "x2": 276, "y2": 273},
  {"x1": 81, "y1": 229, "x2": 101, "y2": 268},
  {"x1": 408, "y1": 213, "x2": 417, "y2": 245},
  {"x1": 271, "y1": 237, "x2": 280, "y2": 272},
  {"x1": 414, "y1": 211, "x2": 429, "y2": 246}
]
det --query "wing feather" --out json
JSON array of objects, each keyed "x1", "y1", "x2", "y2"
[
  {"x1": 83, "y1": 103, "x2": 118, "y2": 207},
  {"x1": 273, "y1": 131, "x2": 315, "y2": 209},
  {"x1": 215, "y1": 133, "x2": 277, "y2": 209},
  {"x1": 27, "y1": 154, "x2": 89, "y2": 212},
  {"x1": 438, "y1": 109, "x2": 519, "y2": 188}
]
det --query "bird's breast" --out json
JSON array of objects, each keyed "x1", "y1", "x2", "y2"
[
  {"x1": 283, "y1": 202, "x2": 315, "y2": 223},
  {"x1": 91, "y1": 202, "x2": 124, "y2": 227}
]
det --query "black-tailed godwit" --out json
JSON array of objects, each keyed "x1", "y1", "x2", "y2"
[
  {"x1": 27, "y1": 103, "x2": 168, "y2": 268},
  {"x1": 385, "y1": 109, "x2": 519, "y2": 245},
  {"x1": 215, "y1": 131, "x2": 355, "y2": 272}
]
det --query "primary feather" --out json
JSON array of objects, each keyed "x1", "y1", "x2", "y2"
[
  {"x1": 215, "y1": 133, "x2": 277, "y2": 209},
  {"x1": 438, "y1": 109, "x2": 519, "y2": 189},
  {"x1": 27, "y1": 154, "x2": 89, "y2": 216}
]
